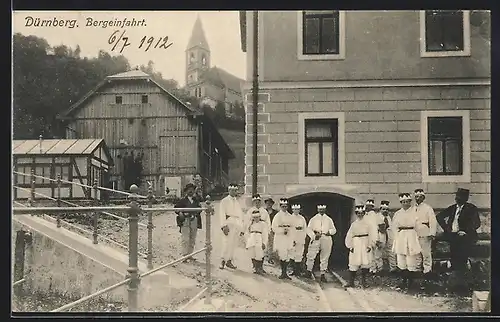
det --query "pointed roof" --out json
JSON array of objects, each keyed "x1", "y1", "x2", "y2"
[{"x1": 186, "y1": 16, "x2": 210, "y2": 51}]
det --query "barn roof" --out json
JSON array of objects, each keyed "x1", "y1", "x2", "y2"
[
  {"x1": 12, "y1": 139, "x2": 114, "y2": 165},
  {"x1": 57, "y1": 70, "x2": 200, "y2": 118}
]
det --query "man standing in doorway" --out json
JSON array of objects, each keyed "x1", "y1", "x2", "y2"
[
  {"x1": 175, "y1": 183, "x2": 202, "y2": 262},
  {"x1": 264, "y1": 198, "x2": 278, "y2": 265},
  {"x1": 305, "y1": 204, "x2": 337, "y2": 283},
  {"x1": 219, "y1": 184, "x2": 244, "y2": 270},
  {"x1": 413, "y1": 188, "x2": 438, "y2": 278},
  {"x1": 436, "y1": 188, "x2": 481, "y2": 292}
]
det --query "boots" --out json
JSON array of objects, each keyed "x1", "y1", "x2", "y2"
[
  {"x1": 398, "y1": 269, "x2": 408, "y2": 289},
  {"x1": 219, "y1": 260, "x2": 225, "y2": 270},
  {"x1": 303, "y1": 270, "x2": 314, "y2": 280},
  {"x1": 289, "y1": 261, "x2": 297, "y2": 276},
  {"x1": 320, "y1": 273, "x2": 327, "y2": 283},
  {"x1": 345, "y1": 270, "x2": 356, "y2": 287},
  {"x1": 257, "y1": 260, "x2": 266, "y2": 274},
  {"x1": 407, "y1": 271, "x2": 415, "y2": 290},
  {"x1": 251, "y1": 259, "x2": 258, "y2": 274},
  {"x1": 361, "y1": 268, "x2": 369, "y2": 288},
  {"x1": 225, "y1": 260, "x2": 237, "y2": 269},
  {"x1": 279, "y1": 261, "x2": 291, "y2": 280}
]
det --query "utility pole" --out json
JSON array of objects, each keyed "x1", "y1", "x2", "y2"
[{"x1": 251, "y1": 11, "x2": 259, "y2": 196}]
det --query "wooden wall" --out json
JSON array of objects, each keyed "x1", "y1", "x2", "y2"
[{"x1": 67, "y1": 80, "x2": 200, "y2": 189}]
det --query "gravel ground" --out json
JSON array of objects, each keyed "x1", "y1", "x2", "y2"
[{"x1": 44, "y1": 201, "x2": 480, "y2": 312}]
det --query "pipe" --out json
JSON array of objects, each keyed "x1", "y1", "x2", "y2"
[{"x1": 251, "y1": 10, "x2": 259, "y2": 196}]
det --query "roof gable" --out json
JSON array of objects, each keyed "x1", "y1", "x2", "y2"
[{"x1": 58, "y1": 71, "x2": 200, "y2": 118}]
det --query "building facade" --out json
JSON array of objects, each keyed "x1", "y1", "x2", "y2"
[
  {"x1": 57, "y1": 70, "x2": 234, "y2": 195},
  {"x1": 185, "y1": 16, "x2": 244, "y2": 118},
  {"x1": 239, "y1": 11, "x2": 490, "y2": 256}
]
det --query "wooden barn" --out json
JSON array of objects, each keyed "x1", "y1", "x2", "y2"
[
  {"x1": 56, "y1": 70, "x2": 235, "y2": 196},
  {"x1": 12, "y1": 138, "x2": 113, "y2": 200}
]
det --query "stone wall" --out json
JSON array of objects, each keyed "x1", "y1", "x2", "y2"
[{"x1": 12, "y1": 221, "x2": 125, "y2": 305}]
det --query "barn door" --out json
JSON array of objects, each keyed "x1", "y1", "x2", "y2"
[{"x1": 159, "y1": 136, "x2": 178, "y2": 175}]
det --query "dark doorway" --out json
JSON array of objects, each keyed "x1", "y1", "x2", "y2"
[{"x1": 288, "y1": 192, "x2": 354, "y2": 270}]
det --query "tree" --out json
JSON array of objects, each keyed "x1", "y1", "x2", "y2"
[{"x1": 214, "y1": 101, "x2": 227, "y2": 124}]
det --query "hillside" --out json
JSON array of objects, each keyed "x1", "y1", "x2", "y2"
[{"x1": 218, "y1": 128, "x2": 245, "y2": 185}]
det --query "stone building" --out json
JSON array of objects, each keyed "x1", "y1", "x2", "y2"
[{"x1": 239, "y1": 10, "x2": 490, "y2": 266}]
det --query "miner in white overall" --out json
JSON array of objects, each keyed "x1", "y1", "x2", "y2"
[
  {"x1": 245, "y1": 209, "x2": 269, "y2": 275},
  {"x1": 305, "y1": 204, "x2": 337, "y2": 283},
  {"x1": 345, "y1": 205, "x2": 377, "y2": 288},
  {"x1": 289, "y1": 204, "x2": 307, "y2": 277},
  {"x1": 364, "y1": 199, "x2": 383, "y2": 274},
  {"x1": 244, "y1": 194, "x2": 271, "y2": 273},
  {"x1": 413, "y1": 188, "x2": 438, "y2": 277},
  {"x1": 218, "y1": 183, "x2": 244, "y2": 270},
  {"x1": 246, "y1": 194, "x2": 271, "y2": 230},
  {"x1": 392, "y1": 193, "x2": 421, "y2": 290},
  {"x1": 271, "y1": 198, "x2": 295, "y2": 280},
  {"x1": 379, "y1": 200, "x2": 397, "y2": 273}
]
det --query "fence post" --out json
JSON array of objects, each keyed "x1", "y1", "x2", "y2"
[
  {"x1": 127, "y1": 184, "x2": 141, "y2": 312},
  {"x1": 204, "y1": 195, "x2": 213, "y2": 305},
  {"x1": 29, "y1": 170, "x2": 35, "y2": 209},
  {"x1": 147, "y1": 182, "x2": 155, "y2": 270},
  {"x1": 92, "y1": 179, "x2": 99, "y2": 244},
  {"x1": 56, "y1": 174, "x2": 62, "y2": 228}
]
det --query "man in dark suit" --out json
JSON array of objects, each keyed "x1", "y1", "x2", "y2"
[
  {"x1": 175, "y1": 183, "x2": 203, "y2": 262},
  {"x1": 436, "y1": 188, "x2": 481, "y2": 288}
]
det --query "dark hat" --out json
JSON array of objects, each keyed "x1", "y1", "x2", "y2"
[
  {"x1": 264, "y1": 198, "x2": 275, "y2": 204},
  {"x1": 184, "y1": 183, "x2": 196, "y2": 191},
  {"x1": 456, "y1": 188, "x2": 470, "y2": 197}
]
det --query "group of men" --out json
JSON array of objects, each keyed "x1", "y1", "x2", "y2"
[
  {"x1": 175, "y1": 183, "x2": 481, "y2": 291},
  {"x1": 218, "y1": 184, "x2": 337, "y2": 282},
  {"x1": 346, "y1": 187, "x2": 481, "y2": 290}
]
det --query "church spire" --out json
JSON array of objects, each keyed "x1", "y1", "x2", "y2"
[{"x1": 186, "y1": 15, "x2": 210, "y2": 51}]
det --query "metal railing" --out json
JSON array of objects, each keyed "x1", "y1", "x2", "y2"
[{"x1": 12, "y1": 170, "x2": 215, "y2": 312}]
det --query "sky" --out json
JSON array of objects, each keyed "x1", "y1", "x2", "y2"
[{"x1": 12, "y1": 11, "x2": 247, "y2": 86}]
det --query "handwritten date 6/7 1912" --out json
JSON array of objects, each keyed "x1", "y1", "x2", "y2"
[{"x1": 108, "y1": 29, "x2": 173, "y2": 53}]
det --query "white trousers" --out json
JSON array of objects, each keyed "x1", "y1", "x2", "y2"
[
  {"x1": 221, "y1": 225, "x2": 239, "y2": 262},
  {"x1": 306, "y1": 236, "x2": 333, "y2": 273},
  {"x1": 416, "y1": 236, "x2": 433, "y2": 273},
  {"x1": 248, "y1": 245, "x2": 264, "y2": 260},
  {"x1": 383, "y1": 237, "x2": 397, "y2": 271},
  {"x1": 397, "y1": 254, "x2": 419, "y2": 272},
  {"x1": 181, "y1": 218, "x2": 198, "y2": 256},
  {"x1": 290, "y1": 243, "x2": 305, "y2": 262}
]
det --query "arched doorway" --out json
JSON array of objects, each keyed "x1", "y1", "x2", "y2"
[{"x1": 288, "y1": 192, "x2": 355, "y2": 270}]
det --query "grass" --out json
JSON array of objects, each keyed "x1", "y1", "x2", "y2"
[{"x1": 219, "y1": 128, "x2": 245, "y2": 185}]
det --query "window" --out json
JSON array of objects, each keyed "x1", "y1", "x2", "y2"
[
  {"x1": 305, "y1": 119, "x2": 338, "y2": 176},
  {"x1": 421, "y1": 110, "x2": 471, "y2": 183},
  {"x1": 141, "y1": 95, "x2": 148, "y2": 104},
  {"x1": 297, "y1": 11, "x2": 345, "y2": 60},
  {"x1": 115, "y1": 95, "x2": 123, "y2": 104},
  {"x1": 428, "y1": 117, "x2": 463, "y2": 175},
  {"x1": 298, "y1": 112, "x2": 346, "y2": 184},
  {"x1": 420, "y1": 10, "x2": 471, "y2": 57}
]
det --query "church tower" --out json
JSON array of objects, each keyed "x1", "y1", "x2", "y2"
[{"x1": 185, "y1": 16, "x2": 210, "y2": 97}]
